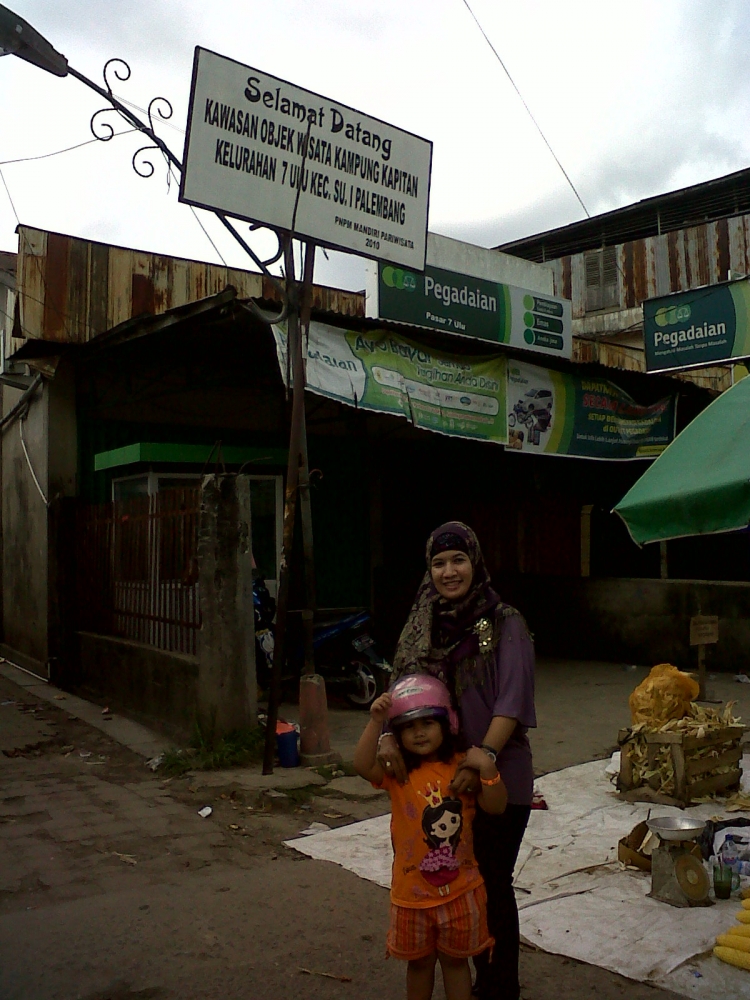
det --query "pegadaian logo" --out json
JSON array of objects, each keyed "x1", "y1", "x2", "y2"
[
  {"x1": 382, "y1": 266, "x2": 417, "y2": 291},
  {"x1": 655, "y1": 303, "x2": 691, "y2": 327}
]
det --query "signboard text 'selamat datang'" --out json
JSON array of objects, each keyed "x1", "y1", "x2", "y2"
[{"x1": 180, "y1": 48, "x2": 432, "y2": 268}]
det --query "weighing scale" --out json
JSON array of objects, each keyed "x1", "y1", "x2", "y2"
[{"x1": 647, "y1": 816, "x2": 712, "y2": 908}]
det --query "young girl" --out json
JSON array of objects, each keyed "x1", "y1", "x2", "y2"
[{"x1": 354, "y1": 674, "x2": 507, "y2": 1000}]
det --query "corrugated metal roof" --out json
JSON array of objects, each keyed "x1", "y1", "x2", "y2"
[
  {"x1": 14, "y1": 225, "x2": 364, "y2": 345},
  {"x1": 496, "y1": 166, "x2": 750, "y2": 261}
]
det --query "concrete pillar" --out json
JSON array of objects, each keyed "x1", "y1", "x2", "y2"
[{"x1": 197, "y1": 474, "x2": 257, "y2": 739}]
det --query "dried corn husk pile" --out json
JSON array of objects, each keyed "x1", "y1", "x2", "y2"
[{"x1": 623, "y1": 701, "x2": 742, "y2": 795}]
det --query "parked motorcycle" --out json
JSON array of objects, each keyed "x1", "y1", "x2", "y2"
[{"x1": 253, "y1": 577, "x2": 392, "y2": 708}]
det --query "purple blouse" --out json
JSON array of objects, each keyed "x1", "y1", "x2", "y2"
[{"x1": 459, "y1": 613, "x2": 536, "y2": 805}]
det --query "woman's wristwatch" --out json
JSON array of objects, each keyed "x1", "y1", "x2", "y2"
[{"x1": 479, "y1": 743, "x2": 497, "y2": 763}]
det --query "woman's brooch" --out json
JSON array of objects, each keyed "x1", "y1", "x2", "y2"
[{"x1": 473, "y1": 617, "x2": 493, "y2": 651}]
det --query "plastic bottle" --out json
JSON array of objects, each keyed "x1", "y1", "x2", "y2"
[
  {"x1": 737, "y1": 860, "x2": 750, "y2": 877},
  {"x1": 721, "y1": 834, "x2": 739, "y2": 871}
]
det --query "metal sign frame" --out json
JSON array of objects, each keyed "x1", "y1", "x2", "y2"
[
  {"x1": 179, "y1": 47, "x2": 432, "y2": 269},
  {"x1": 643, "y1": 278, "x2": 750, "y2": 374}
]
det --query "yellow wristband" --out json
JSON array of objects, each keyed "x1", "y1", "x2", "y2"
[{"x1": 480, "y1": 773, "x2": 502, "y2": 786}]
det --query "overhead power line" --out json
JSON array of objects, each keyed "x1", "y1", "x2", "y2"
[
  {"x1": 0, "y1": 129, "x2": 137, "y2": 167},
  {"x1": 460, "y1": 0, "x2": 590, "y2": 219}
]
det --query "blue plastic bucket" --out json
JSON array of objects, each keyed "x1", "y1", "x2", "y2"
[{"x1": 276, "y1": 728, "x2": 300, "y2": 768}]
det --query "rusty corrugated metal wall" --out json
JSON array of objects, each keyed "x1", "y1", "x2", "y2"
[
  {"x1": 12, "y1": 224, "x2": 733, "y2": 391},
  {"x1": 14, "y1": 226, "x2": 364, "y2": 346},
  {"x1": 546, "y1": 215, "x2": 748, "y2": 392},
  {"x1": 547, "y1": 216, "x2": 750, "y2": 319}
]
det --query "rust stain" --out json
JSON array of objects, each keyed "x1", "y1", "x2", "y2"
[
  {"x1": 694, "y1": 225, "x2": 709, "y2": 287},
  {"x1": 683, "y1": 230, "x2": 694, "y2": 288},
  {"x1": 667, "y1": 231, "x2": 680, "y2": 291},
  {"x1": 623, "y1": 242, "x2": 635, "y2": 309},
  {"x1": 151, "y1": 256, "x2": 174, "y2": 314},
  {"x1": 562, "y1": 256, "x2": 571, "y2": 301},
  {"x1": 632, "y1": 241, "x2": 647, "y2": 306},
  {"x1": 89, "y1": 242, "x2": 109, "y2": 337},
  {"x1": 131, "y1": 273, "x2": 156, "y2": 317},
  {"x1": 42, "y1": 232, "x2": 70, "y2": 341},
  {"x1": 67, "y1": 237, "x2": 89, "y2": 343},
  {"x1": 716, "y1": 217, "x2": 730, "y2": 282}
]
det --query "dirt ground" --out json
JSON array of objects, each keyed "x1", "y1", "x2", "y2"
[{"x1": 3, "y1": 661, "x2": 736, "y2": 1000}]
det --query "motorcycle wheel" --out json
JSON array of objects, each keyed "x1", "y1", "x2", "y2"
[
  {"x1": 508, "y1": 412, "x2": 516, "y2": 428},
  {"x1": 346, "y1": 660, "x2": 381, "y2": 708}
]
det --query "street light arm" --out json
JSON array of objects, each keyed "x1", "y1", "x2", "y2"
[{"x1": 0, "y1": 5, "x2": 67, "y2": 76}]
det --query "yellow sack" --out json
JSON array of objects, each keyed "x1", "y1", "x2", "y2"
[
  {"x1": 629, "y1": 663, "x2": 699, "y2": 726},
  {"x1": 726, "y1": 924, "x2": 750, "y2": 938},
  {"x1": 736, "y1": 911, "x2": 750, "y2": 924}
]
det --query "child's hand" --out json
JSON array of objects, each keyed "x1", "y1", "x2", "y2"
[
  {"x1": 463, "y1": 746, "x2": 498, "y2": 780},
  {"x1": 370, "y1": 692, "x2": 392, "y2": 724}
]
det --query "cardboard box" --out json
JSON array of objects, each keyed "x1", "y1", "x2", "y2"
[{"x1": 618, "y1": 820, "x2": 652, "y2": 872}]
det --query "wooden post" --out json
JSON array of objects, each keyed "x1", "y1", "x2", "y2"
[
  {"x1": 659, "y1": 541, "x2": 668, "y2": 580},
  {"x1": 690, "y1": 615, "x2": 719, "y2": 703},
  {"x1": 697, "y1": 645, "x2": 706, "y2": 702}
]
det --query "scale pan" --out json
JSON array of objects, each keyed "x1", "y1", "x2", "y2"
[{"x1": 647, "y1": 816, "x2": 706, "y2": 841}]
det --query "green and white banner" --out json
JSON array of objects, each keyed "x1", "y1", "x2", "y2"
[
  {"x1": 506, "y1": 361, "x2": 676, "y2": 460},
  {"x1": 644, "y1": 279, "x2": 750, "y2": 372},
  {"x1": 273, "y1": 323, "x2": 676, "y2": 458},
  {"x1": 273, "y1": 321, "x2": 508, "y2": 444}
]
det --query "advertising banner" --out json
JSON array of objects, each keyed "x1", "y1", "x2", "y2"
[
  {"x1": 180, "y1": 48, "x2": 432, "y2": 268},
  {"x1": 273, "y1": 322, "x2": 507, "y2": 445},
  {"x1": 371, "y1": 260, "x2": 572, "y2": 359},
  {"x1": 643, "y1": 279, "x2": 750, "y2": 372},
  {"x1": 506, "y1": 361, "x2": 676, "y2": 460},
  {"x1": 273, "y1": 325, "x2": 675, "y2": 458}
]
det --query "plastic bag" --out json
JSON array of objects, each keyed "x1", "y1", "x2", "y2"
[{"x1": 629, "y1": 663, "x2": 699, "y2": 726}]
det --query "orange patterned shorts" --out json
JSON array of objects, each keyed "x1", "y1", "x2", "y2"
[{"x1": 386, "y1": 884, "x2": 493, "y2": 961}]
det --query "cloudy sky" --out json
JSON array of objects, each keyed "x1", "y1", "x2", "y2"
[{"x1": 1, "y1": 0, "x2": 749, "y2": 289}]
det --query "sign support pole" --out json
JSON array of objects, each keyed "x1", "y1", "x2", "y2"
[{"x1": 262, "y1": 239, "x2": 338, "y2": 774}]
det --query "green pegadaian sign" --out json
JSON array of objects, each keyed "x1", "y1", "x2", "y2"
[
  {"x1": 644, "y1": 278, "x2": 750, "y2": 372},
  {"x1": 373, "y1": 261, "x2": 572, "y2": 360}
]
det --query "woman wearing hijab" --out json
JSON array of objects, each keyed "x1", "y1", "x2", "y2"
[{"x1": 377, "y1": 522, "x2": 536, "y2": 1000}]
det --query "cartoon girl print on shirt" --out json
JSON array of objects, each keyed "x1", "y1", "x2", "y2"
[{"x1": 417, "y1": 781, "x2": 463, "y2": 889}]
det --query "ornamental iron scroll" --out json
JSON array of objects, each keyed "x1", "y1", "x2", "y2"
[{"x1": 69, "y1": 57, "x2": 291, "y2": 322}]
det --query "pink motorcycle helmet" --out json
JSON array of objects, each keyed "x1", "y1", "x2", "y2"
[{"x1": 387, "y1": 674, "x2": 459, "y2": 735}]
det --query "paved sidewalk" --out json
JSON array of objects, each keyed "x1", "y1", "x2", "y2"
[{"x1": 0, "y1": 659, "x2": 171, "y2": 760}]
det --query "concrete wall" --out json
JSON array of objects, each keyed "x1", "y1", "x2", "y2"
[
  {"x1": 501, "y1": 576, "x2": 750, "y2": 671},
  {"x1": 1, "y1": 365, "x2": 78, "y2": 678},
  {"x1": 77, "y1": 631, "x2": 198, "y2": 737},
  {"x1": 1, "y1": 381, "x2": 49, "y2": 673}
]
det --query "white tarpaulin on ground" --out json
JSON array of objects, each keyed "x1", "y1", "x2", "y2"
[{"x1": 286, "y1": 758, "x2": 750, "y2": 999}]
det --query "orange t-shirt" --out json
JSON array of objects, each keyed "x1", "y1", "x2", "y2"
[{"x1": 376, "y1": 755, "x2": 484, "y2": 909}]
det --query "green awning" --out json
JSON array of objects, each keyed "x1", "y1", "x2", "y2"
[
  {"x1": 614, "y1": 375, "x2": 750, "y2": 544},
  {"x1": 94, "y1": 442, "x2": 287, "y2": 472}
]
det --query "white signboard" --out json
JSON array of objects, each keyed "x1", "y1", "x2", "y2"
[{"x1": 180, "y1": 48, "x2": 432, "y2": 268}]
